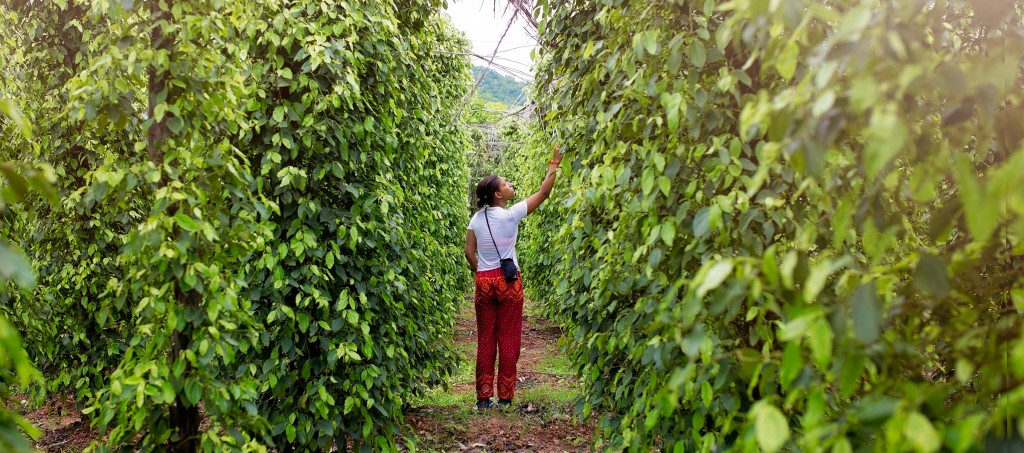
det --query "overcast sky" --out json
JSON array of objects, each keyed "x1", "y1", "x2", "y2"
[{"x1": 442, "y1": 0, "x2": 537, "y2": 81}]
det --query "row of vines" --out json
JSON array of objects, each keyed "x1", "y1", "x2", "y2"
[
  {"x1": 0, "y1": 0, "x2": 471, "y2": 450},
  {"x1": 510, "y1": 0, "x2": 1024, "y2": 451},
  {"x1": 0, "y1": 102, "x2": 55, "y2": 451}
]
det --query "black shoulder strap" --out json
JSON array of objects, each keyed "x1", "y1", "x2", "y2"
[{"x1": 483, "y1": 208, "x2": 506, "y2": 259}]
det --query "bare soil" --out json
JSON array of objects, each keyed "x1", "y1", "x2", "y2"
[
  {"x1": 22, "y1": 394, "x2": 96, "y2": 452},
  {"x1": 404, "y1": 298, "x2": 595, "y2": 452}
]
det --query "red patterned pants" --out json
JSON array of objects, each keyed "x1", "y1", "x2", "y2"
[{"x1": 474, "y1": 268, "x2": 524, "y2": 401}]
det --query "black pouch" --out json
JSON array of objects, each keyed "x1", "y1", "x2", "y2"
[
  {"x1": 484, "y1": 209, "x2": 520, "y2": 283},
  {"x1": 499, "y1": 257, "x2": 518, "y2": 283}
]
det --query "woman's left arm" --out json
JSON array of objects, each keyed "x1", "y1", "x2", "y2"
[
  {"x1": 526, "y1": 145, "x2": 564, "y2": 215},
  {"x1": 465, "y1": 229, "x2": 478, "y2": 271}
]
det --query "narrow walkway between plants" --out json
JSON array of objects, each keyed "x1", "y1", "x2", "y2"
[
  {"x1": 24, "y1": 395, "x2": 91, "y2": 451},
  {"x1": 405, "y1": 294, "x2": 594, "y2": 452}
]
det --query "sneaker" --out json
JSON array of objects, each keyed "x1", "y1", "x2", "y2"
[{"x1": 476, "y1": 399, "x2": 494, "y2": 410}]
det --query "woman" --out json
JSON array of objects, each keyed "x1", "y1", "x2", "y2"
[{"x1": 465, "y1": 146, "x2": 563, "y2": 410}]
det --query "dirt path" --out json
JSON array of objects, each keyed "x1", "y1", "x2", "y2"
[
  {"x1": 22, "y1": 394, "x2": 93, "y2": 452},
  {"x1": 405, "y1": 295, "x2": 594, "y2": 452}
]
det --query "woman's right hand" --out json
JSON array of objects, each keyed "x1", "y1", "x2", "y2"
[
  {"x1": 549, "y1": 144, "x2": 564, "y2": 166},
  {"x1": 528, "y1": 144, "x2": 564, "y2": 215}
]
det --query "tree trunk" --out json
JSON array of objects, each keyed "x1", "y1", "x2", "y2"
[
  {"x1": 147, "y1": 0, "x2": 170, "y2": 168},
  {"x1": 168, "y1": 286, "x2": 200, "y2": 453},
  {"x1": 148, "y1": 0, "x2": 199, "y2": 451}
]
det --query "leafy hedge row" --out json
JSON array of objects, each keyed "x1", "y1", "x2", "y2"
[
  {"x1": 1, "y1": 0, "x2": 470, "y2": 450},
  {"x1": 0, "y1": 102, "x2": 52, "y2": 452},
  {"x1": 0, "y1": 1, "x2": 134, "y2": 407},
  {"x1": 516, "y1": 0, "x2": 1024, "y2": 451},
  {"x1": 235, "y1": 0, "x2": 471, "y2": 449}
]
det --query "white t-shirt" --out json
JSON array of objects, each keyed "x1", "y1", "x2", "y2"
[{"x1": 467, "y1": 201, "x2": 529, "y2": 272}]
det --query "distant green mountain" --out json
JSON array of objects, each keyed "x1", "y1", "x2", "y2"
[{"x1": 471, "y1": 65, "x2": 529, "y2": 106}]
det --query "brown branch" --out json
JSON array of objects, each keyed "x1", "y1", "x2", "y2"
[{"x1": 505, "y1": 0, "x2": 538, "y2": 30}]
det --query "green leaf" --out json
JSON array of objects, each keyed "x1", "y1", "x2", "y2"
[
  {"x1": 173, "y1": 214, "x2": 202, "y2": 233},
  {"x1": 808, "y1": 318, "x2": 833, "y2": 369},
  {"x1": 775, "y1": 40, "x2": 799, "y2": 80},
  {"x1": 752, "y1": 402, "x2": 790, "y2": 453},
  {"x1": 954, "y1": 358, "x2": 975, "y2": 384},
  {"x1": 641, "y1": 30, "x2": 658, "y2": 55},
  {"x1": 681, "y1": 328, "x2": 704, "y2": 358},
  {"x1": 0, "y1": 100, "x2": 32, "y2": 138},
  {"x1": 803, "y1": 258, "x2": 833, "y2": 302},
  {"x1": 802, "y1": 389, "x2": 826, "y2": 428},
  {"x1": 642, "y1": 169, "x2": 655, "y2": 195},
  {"x1": 693, "y1": 207, "x2": 711, "y2": 237},
  {"x1": 914, "y1": 253, "x2": 949, "y2": 297},
  {"x1": 864, "y1": 106, "x2": 907, "y2": 179},
  {"x1": 954, "y1": 158, "x2": 998, "y2": 244},
  {"x1": 173, "y1": 358, "x2": 185, "y2": 377},
  {"x1": 0, "y1": 164, "x2": 29, "y2": 202},
  {"x1": 658, "y1": 176, "x2": 671, "y2": 197},
  {"x1": 903, "y1": 412, "x2": 941, "y2": 453},
  {"x1": 652, "y1": 152, "x2": 666, "y2": 172},
  {"x1": 154, "y1": 102, "x2": 167, "y2": 122},
  {"x1": 780, "y1": 341, "x2": 802, "y2": 390},
  {"x1": 851, "y1": 283, "x2": 881, "y2": 343},
  {"x1": 696, "y1": 260, "x2": 732, "y2": 299},
  {"x1": 660, "y1": 221, "x2": 676, "y2": 246},
  {"x1": 839, "y1": 354, "x2": 865, "y2": 398},
  {"x1": 0, "y1": 243, "x2": 36, "y2": 289},
  {"x1": 660, "y1": 92, "x2": 684, "y2": 132},
  {"x1": 26, "y1": 166, "x2": 59, "y2": 206},
  {"x1": 184, "y1": 378, "x2": 201, "y2": 405},
  {"x1": 167, "y1": 116, "x2": 184, "y2": 134},
  {"x1": 161, "y1": 381, "x2": 175, "y2": 403},
  {"x1": 778, "y1": 312, "x2": 818, "y2": 342},
  {"x1": 667, "y1": 51, "x2": 682, "y2": 73},
  {"x1": 0, "y1": 316, "x2": 36, "y2": 388},
  {"x1": 812, "y1": 91, "x2": 836, "y2": 117},
  {"x1": 928, "y1": 202, "x2": 960, "y2": 242},
  {"x1": 686, "y1": 41, "x2": 707, "y2": 68},
  {"x1": 945, "y1": 414, "x2": 984, "y2": 453},
  {"x1": 832, "y1": 437, "x2": 853, "y2": 453}
]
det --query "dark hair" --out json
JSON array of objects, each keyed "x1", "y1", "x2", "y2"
[{"x1": 475, "y1": 175, "x2": 501, "y2": 208}]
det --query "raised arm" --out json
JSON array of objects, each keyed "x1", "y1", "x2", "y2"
[
  {"x1": 465, "y1": 229, "x2": 478, "y2": 272},
  {"x1": 526, "y1": 145, "x2": 564, "y2": 215}
]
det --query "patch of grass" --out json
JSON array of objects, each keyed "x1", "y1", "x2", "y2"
[
  {"x1": 452, "y1": 355, "x2": 474, "y2": 383},
  {"x1": 517, "y1": 381, "x2": 582, "y2": 408},
  {"x1": 523, "y1": 298, "x2": 552, "y2": 319},
  {"x1": 417, "y1": 403, "x2": 475, "y2": 425},
  {"x1": 536, "y1": 344, "x2": 575, "y2": 376},
  {"x1": 408, "y1": 292, "x2": 594, "y2": 450},
  {"x1": 482, "y1": 384, "x2": 585, "y2": 428},
  {"x1": 458, "y1": 298, "x2": 475, "y2": 318},
  {"x1": 409, "y1": 356, "x2": 475, "y2": 407},
  {"x1": 403, "y1": 404, "x2": 476, "y2": 452},
  {"x1": 454, "y1": 341, "x2": 474, "y2": 358},
  {"x1": 409, "y1": 388, "x2": 469, "y2": 407}
]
